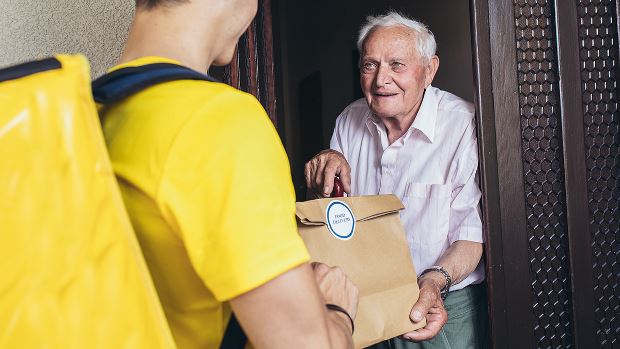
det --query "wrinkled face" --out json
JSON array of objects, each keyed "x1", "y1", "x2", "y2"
[{"x1": 360, "y1": 26, "x2": 433, "y2": 121}]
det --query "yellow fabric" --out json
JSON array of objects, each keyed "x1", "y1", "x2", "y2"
[
  {"x1": 0, "y1": 55, "x2": 176, "y2": 349},
  {"x1": 100, "y1": 56, "x2": 310, "y2": 349}
]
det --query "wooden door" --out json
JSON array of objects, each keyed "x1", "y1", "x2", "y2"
[{"x1": 471, "y1": 0, "x2": 619, "y2": 348}]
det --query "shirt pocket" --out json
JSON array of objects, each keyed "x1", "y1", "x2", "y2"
[{"x1": 403, "y1": 183, "x2": 451, "y2": 245}]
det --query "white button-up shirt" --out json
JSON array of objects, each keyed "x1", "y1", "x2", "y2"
[{"x1": 330, "y1": 86, "x2": 484, "y2": 290}]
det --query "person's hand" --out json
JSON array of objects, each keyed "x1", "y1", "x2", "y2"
[
  {"x1": 304, "y1": 150, "x2": 351, "y2": 198},
  {"x1": 401, "y1": 276, "x2": 448, "y2": 341},
  {"x1": 311, "y1": 262, "x2": 359, "y2": 320}
]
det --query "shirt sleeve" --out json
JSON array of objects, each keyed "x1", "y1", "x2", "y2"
[
  {"x1": 447, "y1": 120, "x2": 484, "y2": 244},
  {"x1": 157, "y1": 90, "x2": 310, "y2": 301},
  {"x1": 329, "y1": 106, "x2": 351, "y2": 154}
]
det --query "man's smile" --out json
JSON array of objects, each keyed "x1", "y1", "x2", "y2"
[{"x1": 373, "y1": 91, "x2": 398, "y2": 97}]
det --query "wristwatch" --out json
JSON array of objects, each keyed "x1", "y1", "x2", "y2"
[{"x1": 420, "y1": 265, "x2": 452, "y2": 300}]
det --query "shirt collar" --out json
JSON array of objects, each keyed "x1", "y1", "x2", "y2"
[
  {"x1": 365, "y1": 86, "x2": 439, "y2": 143},
  {"x1": 410, "y1": 86, "x2": 438, "y2": 143}
]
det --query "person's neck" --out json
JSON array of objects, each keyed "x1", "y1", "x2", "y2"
[
  {"x1": 381, "y1": 104, "x2": 421, "y2": 145},
  {"x1": 119, "y1": 7, "x2": 220, "y2": 73},
  {"x1": 380, "y1": 88, "x2": 428, "y2": 144}
]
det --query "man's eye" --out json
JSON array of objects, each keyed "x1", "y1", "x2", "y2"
[
  {"x1": 391, "y1": 62, "x2": 405, "y2": 71},
  {"x1": 362, "y1": 62, "x2": 377, "y2": 71}
]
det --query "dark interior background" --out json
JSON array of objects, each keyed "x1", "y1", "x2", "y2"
[{"x1": 274, "y1": 0, "x2": 475, "y2": 198}]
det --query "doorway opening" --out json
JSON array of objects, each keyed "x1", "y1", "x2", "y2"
[{"x1": 274, "y1": 0, "x2": 475, "y2": 199}]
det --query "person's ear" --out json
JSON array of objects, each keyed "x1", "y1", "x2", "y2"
[{"x1": 425, "y1": 55, "x2": 439, "y2": 87}]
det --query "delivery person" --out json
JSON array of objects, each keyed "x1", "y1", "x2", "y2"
[{"x1": 98, "y1": 0, "x2": 358, "y2": 348}]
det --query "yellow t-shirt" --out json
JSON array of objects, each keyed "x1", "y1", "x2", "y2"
[{"x1": 100, "y1": 57, "x2": 310, "y2": 349}]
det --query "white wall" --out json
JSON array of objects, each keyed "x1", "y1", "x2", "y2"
[{"x1": 0, "y1": 0, "x2": 134, "y2": 78}]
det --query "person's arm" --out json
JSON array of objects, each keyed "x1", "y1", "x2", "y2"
[
  {"x1": 231, "y1": 262, "x2": 358, "y2": 349},
  {"x1": 403, "y1": 122, "x2": 484, "y2": 342}
]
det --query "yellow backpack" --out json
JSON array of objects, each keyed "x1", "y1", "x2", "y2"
[{"x1": 0, "y1": 55, "x2": 176, "y2": 349}]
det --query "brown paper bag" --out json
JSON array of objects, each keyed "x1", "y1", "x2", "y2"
[{"x1": 296, "y1": 194, "x2": 425, "y2": 348}]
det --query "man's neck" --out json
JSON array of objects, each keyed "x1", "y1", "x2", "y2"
[
  {"x1": 119, "y1": 7, "x2": 220, "y2": 73},
  {"x1": 381, "y1": 99, "x2": 423, "y2": 145}
]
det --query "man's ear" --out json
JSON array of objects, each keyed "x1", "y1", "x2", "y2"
[{"x1": 425, "y1": 55, "x2": 440, "y2": 87}]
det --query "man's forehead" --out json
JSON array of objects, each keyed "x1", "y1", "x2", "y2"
[{"x1": 362, "y1": 26, "x2": 417, "y2": 57}]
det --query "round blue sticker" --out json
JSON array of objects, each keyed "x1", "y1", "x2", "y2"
[{"x1": 325, "y1": 200, "x2": 356, "y2": 240}]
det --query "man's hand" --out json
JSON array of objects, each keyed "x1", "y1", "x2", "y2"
[
  {"x1": 304, "y1": 150, "x2": 352, "y2": 198},
  {"x1": 401, "y1": 276, "x2": 448, "y2": 341},
  {"x1": 311, "y1": 262, "x2": 359, "y2": 320}
]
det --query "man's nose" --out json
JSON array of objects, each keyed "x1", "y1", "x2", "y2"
[{"x1": 374, "y1": 63, "x2": 392, "y2": 87}]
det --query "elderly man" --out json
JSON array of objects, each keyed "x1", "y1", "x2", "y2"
[{"x1": 305, "y1": 12, "x2": 488, "y2": 349}]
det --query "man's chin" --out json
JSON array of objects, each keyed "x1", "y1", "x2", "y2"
[{"x1": 369, "y1": 106, "x2": 400, "y2": 119}]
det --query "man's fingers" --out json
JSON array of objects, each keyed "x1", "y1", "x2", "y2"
[
  {"x1": 321, "y1": 162, "x2": 340, "y2": 196},
  {"x1": 305, "y1": 158, "x2": 322, "y2": 195},
  {"x1": 409, "y1": 287, "x2": 438, "y2": 322},
  {"x1": 304, "y1": 162, "x2": 313, "y2": 189},
  {"x1": 402, "y1": 321, "x2": 442, "y2": 342},
  {"x1": 402, "y1": 303, "x2": 448, "y2": 342},
  {"x1": 314, "y1": 157, "x2": 328, "y2": 195},
  {"x1": 339, "y1": 163, "x2": 352, "y2": 194},
  {"x1": 304, "y1": 150, "x2": 351, "y2": 197}
]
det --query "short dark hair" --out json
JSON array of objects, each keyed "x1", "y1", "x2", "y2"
[{"x1": 135, "y1": 0, "x2": 188, "y2": 9}]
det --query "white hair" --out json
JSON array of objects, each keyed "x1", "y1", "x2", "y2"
[{"x1": 357, "y1": 12, "x2": 437, "y2": 62}]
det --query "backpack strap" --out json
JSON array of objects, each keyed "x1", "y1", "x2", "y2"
[
  {"x1": 0, "y1": 57, "x2": 61, "y2": 83},
  {"x1": 91, "y1": 62, "x2": 217, "y2": 104}
]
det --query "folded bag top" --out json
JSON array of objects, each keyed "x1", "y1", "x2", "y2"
[{"x1": 296, "y1": 194, "x2": 405, "y2": 225}]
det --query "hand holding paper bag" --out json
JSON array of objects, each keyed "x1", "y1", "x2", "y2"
[
  {"x1": 297, "y1": 195, "x2": 425, "y2": 348},
  {"x1": 401, "y1": 278, "x2": 448, "y2": 342},
  {"x1": 304, "y1": 149, "x2": 351, "y2": 198},
  {"x1": 312, "y1": 262, "x2": 359, "y2": 336}
]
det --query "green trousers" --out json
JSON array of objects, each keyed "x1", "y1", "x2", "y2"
[{"x1": 366, "y1": 283, "x2": 489, "y2": 349}]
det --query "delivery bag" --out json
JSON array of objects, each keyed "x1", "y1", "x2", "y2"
[{"x1": 296, "y1": 194, "x2": 425, "y2": 348}]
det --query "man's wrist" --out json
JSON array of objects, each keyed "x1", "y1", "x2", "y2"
[
  {"x1": 419, "y1": 271, "x2": 446, "y2": 290},
  {"x1": 419, "y1": 266, "x2": 452, "y2": 300}
]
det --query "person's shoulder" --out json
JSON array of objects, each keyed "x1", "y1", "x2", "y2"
[
  {"x1": 349, "y1": 98, "x2": 369, "y2": 109},
  {"x1": 346, "y1": 98, "x2": 370, "y2": 113},
  {"x1": 179, "y1": 83, "x2": 279, "y2": 150},
  {"x1": 172, "y1": 81, "x2": 267, "y2": 124},
  {"x1": 431, "y1": 87, "x2": 477, "y2": 143},
  {"x1": 432, "y1": 87, "x2": 475, "y2": 119},
  {"x1": 181, "y1": 80, "x2": 259, "y2": 108},
  {"x1": 337, "y1": 98, "x2": 370, "y2": 124}
]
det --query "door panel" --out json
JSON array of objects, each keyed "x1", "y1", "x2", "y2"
[
  {"x1": 471, "y1": 0, "x2": 619, "y2": 348},
  {"x1": 514, "y1": 1, "x2": 574, "y2": 347},
  {"x1": 576, "y1": 0, "x2": 620, "y2": 346}
]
